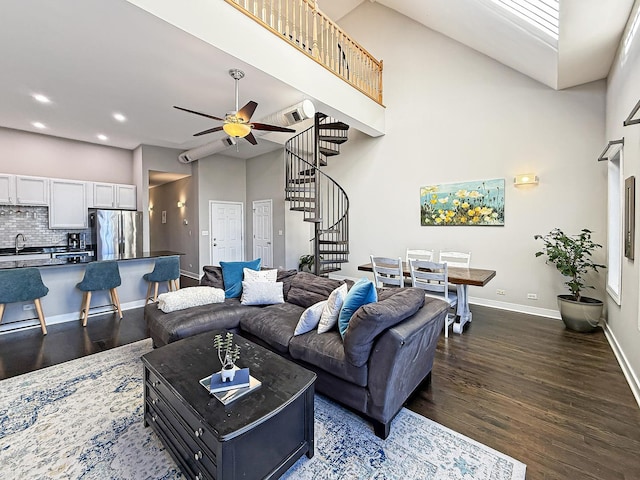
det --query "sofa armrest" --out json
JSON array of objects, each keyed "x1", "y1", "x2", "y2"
[{"x1": 366, "y1": 298, "x2": 447, "y2": 422}]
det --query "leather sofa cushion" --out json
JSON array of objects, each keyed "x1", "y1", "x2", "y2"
[
  {"x1": 145, "y1": 298, "x2": 263, "y2": 346},
  {"x1": 343, "y1": 288, "x2": 426, "y2": 367},
  {"x1": 275, "y1": 269, "x2": 298, "y2": 299},
  {"x1": 200, "y1": 266, "x2": 224, "y2": 289},
  {"x1": 287, "y1": 272, "x2": 345, "y2": 308},
  {"x1": 289, "y1": 330, "x2": 368, "y2": 387},
  {"x1": 240, "y1": 302, "x2": 304, "y2": 354}
]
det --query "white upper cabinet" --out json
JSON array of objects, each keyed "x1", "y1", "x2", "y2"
[
  {"x1": 93, "y1": 182, "x2": 117, "y2": 208},
  {"x1": 49, "y1": 179, "x2": 87, "y2": 229},
  {"x1": 0, "y1": 174, "x2": 16, "y2": 204},
  {"x1": 0, "y1": 175, "x2": 49, "y2": 205},
  {"x1": 92, "y1": 182, "x2": 136, "y2": 209},
  {"x1": 116, "y1": 184, "x2": 136, "y2": 210},
  {"x1": 15, "y1": 175, "x2": 49, "y2": 205}
]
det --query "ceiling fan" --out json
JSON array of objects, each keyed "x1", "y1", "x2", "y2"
[{"x1": 174, "y1": 69, "x2": 295, "y2": 145}]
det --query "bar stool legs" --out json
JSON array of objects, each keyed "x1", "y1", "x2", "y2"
[
  {"x1": 143, "y1": 256, "x2": 181, "y2": 304},
  {"x1": 34, "y1": 298, "x2": 47, "y2": 335},
  {"x1": 76, "y1": 261, "x2": 122, "y2": 327}
]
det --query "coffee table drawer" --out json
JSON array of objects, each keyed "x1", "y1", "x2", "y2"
[
  {"x1": 147, "y1": 368, "x2": 220, "y2": 457},
  {"x1": 146, "y1": 389, "x2": 217, "y2": 476},
  {"x1": 146, "y1": 403, "x2": 213, "y2": 480}
]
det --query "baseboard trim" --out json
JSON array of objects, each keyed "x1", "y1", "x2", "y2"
[
  {"x1": 0, "y1": 299, "x2": 146, "y2": 336},
  {"x1": 180, "y1": 269, "x2": 199, "y2": 280},
  {"x1": 602, "y1": 323, "x2": 640, "y2": 408},
  {"x1": 468, "y1": 297, "x2": 561, "y2": 319}
]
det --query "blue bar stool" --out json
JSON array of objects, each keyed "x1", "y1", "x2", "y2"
[
  {"x1": 144, "y1": 256, "x2": 180, "y2": 304},
  {"x1": 77, "y1": 261, "x2": 122, "y2": 326},
  {"x1": 0, "y1": 268, "x2": 49, "y2": 335}
]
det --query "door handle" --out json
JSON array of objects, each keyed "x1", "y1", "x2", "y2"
[
  {"x1": 213, "y1": 243, "x2": 217, "y2": 246},
  {"x1": 267, "y1": 242, "x2": 271, "y2": 245}
]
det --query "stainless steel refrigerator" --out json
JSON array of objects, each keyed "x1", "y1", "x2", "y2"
[{"x1": 89, "y1": 209, "x2": 143, "y2": 259}]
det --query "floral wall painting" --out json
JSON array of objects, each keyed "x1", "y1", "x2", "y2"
[{"x1": 420, "y1": 178, "x2": 505, "y2": 226}]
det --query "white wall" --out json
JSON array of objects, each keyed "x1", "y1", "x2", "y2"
[
  {"x1": 605, "y1": 2, "x2": 640, "y2": 403},
  {"x1": 245, "y1": 149, "x2": 287, "y2": 269},
  {"x1": 194, "y1": 153, "x2": 247, "y2": 273},
  {"x1": 0, "y1": 127, "x2": 133, "y2": 182},
  {"x1": 331, "y1": 2, "x2": 607, "y2": 315}
]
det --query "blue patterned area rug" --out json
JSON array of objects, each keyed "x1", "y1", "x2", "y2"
[{"x1": 0, "y1": 339, "x2": 526, "y2": 480}]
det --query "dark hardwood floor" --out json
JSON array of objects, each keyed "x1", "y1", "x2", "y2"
[
  {"x1": 409, "y1": 306, "x2": 640, "y2": 480},
  {"x1": 1, "y1": 298, "x2": 638, "y2": 479}
]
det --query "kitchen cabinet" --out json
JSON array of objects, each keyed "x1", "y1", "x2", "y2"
[
  {"x1": 15, "y1": 175, "x2": 49, "y2": 205},
  {"x1": 0, "y1": 174, "x2": 15, "y2": 204},
  {"x1": 0, "y1": 175, "x2": 49, "y2": 205},
  {"x1": 1, "y1": 253, "x2": 51, "y2": 262},
  {"x1": 92, "y1": 182, "x2": 136, "y2": 209},
  {"x1": 49, "y1": 179, "x2": 87, "y2": 229}
]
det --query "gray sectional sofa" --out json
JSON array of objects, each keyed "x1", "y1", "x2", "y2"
[{"x1": 144, "y1": 268, "x2": 448, "y2": 438}]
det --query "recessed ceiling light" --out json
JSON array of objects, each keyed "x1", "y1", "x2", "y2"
[
  {"x1": 97, "y1": 134, "x2": 108, "y2": 141},
  {"x1": 113, "y1": 112, "x2": 126, "y2": 122},
  {"x1": 32, "y1": 94, "x2": 51, "y2": 104},
  {"x1": 32, "y1": 121, "x2": 46, "y2": 129}
]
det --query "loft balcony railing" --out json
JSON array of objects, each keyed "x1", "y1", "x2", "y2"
[{"x1": 224, "y1": 0, "x2": 383, "y2": 105}]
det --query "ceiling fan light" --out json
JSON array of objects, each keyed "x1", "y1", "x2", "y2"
[{"x1": 223, "y1": 122, "x2": 251, "y2": 138}]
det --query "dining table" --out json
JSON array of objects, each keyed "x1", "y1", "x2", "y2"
[{"x1": 357, "y1": 261, "x2": 496, "y2": 334}]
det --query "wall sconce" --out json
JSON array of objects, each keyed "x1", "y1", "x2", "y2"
[
  {"x1": 148, "y1": 205, "x2": 153, "y2": 212},
  {"x1": 177, "y1": 201, "x2": 186, "y2": 208},
  {"x1": 514, "y1": 173, "x2": 539, "y2": 186}
]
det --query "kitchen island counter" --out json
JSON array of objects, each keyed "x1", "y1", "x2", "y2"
[
  {"x1": 0, "y1": 251, "x2": 183, "y2": 334},
  {"x1": 0, "y1": 250, "x2": 183, "y2": 270}
]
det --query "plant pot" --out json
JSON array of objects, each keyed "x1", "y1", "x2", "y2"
[
  {"x1": 220, "y1": 364, "x2": 236, "y2": 382},
  {"x1": 557, "y1": 295, "x2": 603, "y2": 332}
]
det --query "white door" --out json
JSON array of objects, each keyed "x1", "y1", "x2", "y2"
[
  {"x1": 210, "y1": 201, "x2": 244, "y2": 265},
  {"x1": 253, "y1": 199, "x2": 273, "y2": 267}
]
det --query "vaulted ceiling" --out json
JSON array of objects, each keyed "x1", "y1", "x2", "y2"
[{"x1": 320, "y1": 0, "x2": 635, "y2": 90}]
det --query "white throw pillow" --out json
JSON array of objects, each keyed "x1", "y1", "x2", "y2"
[
  {"x1": 157, "y1": 287, "x2": 225, "y2": 313},
  {"x1": 240, "y1": 281, "x2": 284, "y2": 305},
  {"x1": 294, "y1": 300, "x2": 328, "y2": 336},
  {"x1": 243, "y1": 267, "x2": 278, "y2": 282},
  {"x1": 317, "y1": 283, "x2": 348, "y2": 334}
]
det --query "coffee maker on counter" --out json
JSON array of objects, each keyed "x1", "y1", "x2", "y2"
[{"x1": 67, "y1": 232, "x2": 80, "y2": 250}]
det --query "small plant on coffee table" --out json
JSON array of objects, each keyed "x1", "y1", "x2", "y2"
[{"x1": 213, "y1": 332, "x2": 241, "y2": 382}]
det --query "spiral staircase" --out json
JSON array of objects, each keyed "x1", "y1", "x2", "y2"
[{"x1": 285, "y1": 113, "x2": 350, "y2": 276}]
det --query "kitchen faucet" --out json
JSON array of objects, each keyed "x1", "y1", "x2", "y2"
[{"x1": 15, "y1": 233, "x2": 26, "y2": 254}]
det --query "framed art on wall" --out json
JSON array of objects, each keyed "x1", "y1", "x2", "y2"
[{"x1": 420, "y1": 178, "x2": 505, "y2": 226}]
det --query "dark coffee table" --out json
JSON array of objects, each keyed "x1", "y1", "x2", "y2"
[{"x1": 142, "y1": 331, "x2": 316, "y2": 480}]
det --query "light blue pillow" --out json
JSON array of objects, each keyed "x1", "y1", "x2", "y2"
[
  {"x1": 220, "y1": 259, "x2": 261, "y2": 298},
  {"x1": 338, "y1": 278, "x2": 377, "y2": 338}
]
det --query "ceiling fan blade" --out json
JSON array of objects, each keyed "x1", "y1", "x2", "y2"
[
  {"x1": 251, "y1": 122, "x2": 296, "y2": 133},
  {"x1": 236, "y1": 101, "x2": 258, "y2": 122},
  {"x1": 244, "y1": 132, "x2": 258, "y2": 145},
  {"x1": 194, "y1": 126, "x2": 224, "y2": 136},
  {"x1": 174, "y1": 106, "x2": 224, "y2": 122}
]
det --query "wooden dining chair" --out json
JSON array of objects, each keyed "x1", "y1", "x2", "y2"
[
  {"x1": 409, "y1": 259, "x2": 458, "y2": 337},
  {"x1": 370, "y1": 255, "x2": 404, "y2": 288}
]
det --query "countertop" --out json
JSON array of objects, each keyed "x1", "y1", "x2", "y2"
[{"x1": 0, "y1": 250, "x2": 183, "y2": 270}]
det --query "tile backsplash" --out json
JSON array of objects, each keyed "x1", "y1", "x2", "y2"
[{"x1": 0, "y1": 206, "x2": 90, "y2": 249}]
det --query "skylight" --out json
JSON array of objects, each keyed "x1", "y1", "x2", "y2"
[{"x1": 489, "y1": 0, "x2": 559, "y2": 42}]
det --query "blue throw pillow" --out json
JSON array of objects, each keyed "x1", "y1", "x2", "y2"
[
  {"x1": 220, "y1": 259, "x2": 261, "y2": 298},
  {"x1": 338, "y1": 277, "x2": 377, "y2": 338}
]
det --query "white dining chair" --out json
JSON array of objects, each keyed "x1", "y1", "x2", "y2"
[
  {"x1": 409, "y1": 259, "x2": 458, "y2": 337},
  {"x1": 406, "y1": 248, "x2": 434, "y2": 264},
  {"x1": 438, "y1": 251, "x2": 471, "y2": 268},
  {"x1": 370, "y1": 255, "x2": 404, "y2": 288}
]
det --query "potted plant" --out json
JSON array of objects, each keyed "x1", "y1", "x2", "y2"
[
  {"x1": 534, "y1": 228, "x2": 606, "y2": 332},
  {"x1": 298, "y1": 254, "x2": 315, "y2": 273},
  {"x1": 213, "y1": 332, "x2": 241, "y2": 382}
]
